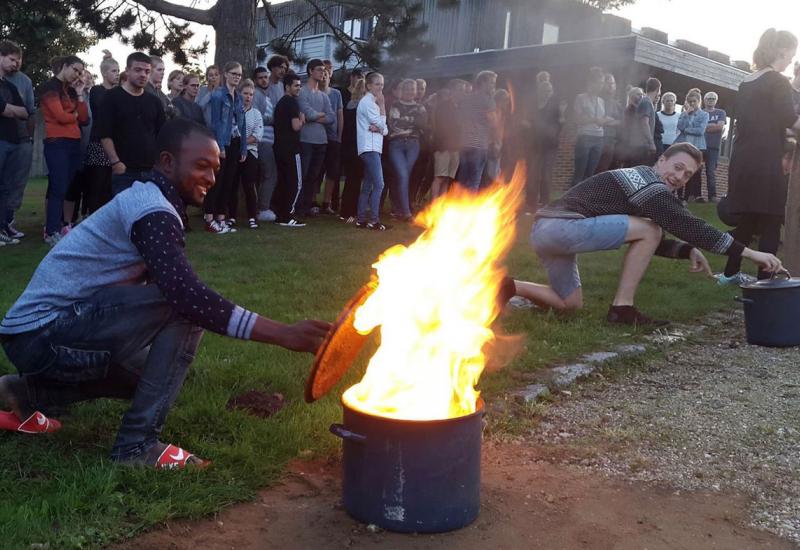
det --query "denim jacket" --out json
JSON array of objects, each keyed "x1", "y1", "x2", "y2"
[
  {"x1": 675, "y1": 108, "x2": 709, "y2": 151},
  {"x1": 209, "y1": 87, "x2": 247, "y2": 157}
]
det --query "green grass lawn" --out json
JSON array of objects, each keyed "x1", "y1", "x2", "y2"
[{"x1": 1, "y1": 179, "x2": 738, "y2": 548}]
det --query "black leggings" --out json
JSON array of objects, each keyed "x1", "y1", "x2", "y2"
[
  {"x1": 203, "y1": 138, "x2": 241, "y2": 217},
  {"x1": 232, "y1": 151, "x2": 259, "y2": 220},
  {"x1": 340, "y1": 153, "x2": 363, "y2": 218},
  {"x1": 724, "y1": 213, "x2": 783, "y2": 279}
]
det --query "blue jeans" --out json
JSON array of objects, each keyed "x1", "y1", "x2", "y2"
[
  {"x1": 457, "y1": 147, "x2": 488, "y2": 190},
  {"x1": 299, "y1": 142, "x2": 327, "y2": 215},
  {"x1": 388, "y1": 138, "x2": 420, "y2": 217},
  {"x1": 1, "y1": 285, "x2": 204, "y2": 461},
  {"x1": 703, "y1": 148, "x2": 720, "y2": 199},
  {"x1": 0, "y1": 139, "x2": 22, "y2": 232},
  {"x1": 531, "y1": 215, "x2": 629, "y2": 299},
  {"x1": 358, "y1": 152, "x2": 384, "y2": 224},
  {"x1": 44, "y1": 138, "x2": 81, "y2": 235},
  {"x1": 572, "y1": 134, "x2": 604, "y2": 186},
  {"x1": 4, "y1": 140, "x2": 32, "y2": 226}
]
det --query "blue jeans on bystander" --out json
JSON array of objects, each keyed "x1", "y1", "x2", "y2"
[
  {"x1": 388, "y1": 138, "x2": 420, "y2": 218},
  {"x1": 457, "y1": 147, "x2": 488, "y2": 190},
  {"x1": 43, "y1": 138, "x2": 81, "y2": 235},
  {"x1": 358, "y1": 151, "x2": 384, "y2": 224}
]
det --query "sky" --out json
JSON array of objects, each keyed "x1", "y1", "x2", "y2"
[{"x1": 80, "y1": 0, "x2": 800, "y2": 79}]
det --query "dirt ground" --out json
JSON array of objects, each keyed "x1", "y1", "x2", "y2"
[
  {"x1": 125, "y1": 443, "x2": 791, "y2": 550},
  {"x1": 124, "y1": 313, "x2": 798, "y2": 550}
]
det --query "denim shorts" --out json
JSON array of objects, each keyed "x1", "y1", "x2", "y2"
[{"x1": 530, "y1": 215, "x2": 629, "y2": 299}]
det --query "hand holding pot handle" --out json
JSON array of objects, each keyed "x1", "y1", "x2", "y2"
[{"x1": 742, "y1": 248, "x2": 783, "y2": 273}]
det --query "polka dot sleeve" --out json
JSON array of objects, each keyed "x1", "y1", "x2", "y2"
[{"x1": 131, "y1": 212, "x2": 257, "y2": 340}]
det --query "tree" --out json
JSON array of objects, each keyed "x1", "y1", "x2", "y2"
[
  {"x1": 1, "y1": 0, "x2": 97, "y2": 87},
  {"x1": 55, "y1": 0, "x2": 640, "y2": 74}
]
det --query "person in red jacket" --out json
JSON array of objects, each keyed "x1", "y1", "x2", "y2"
[{"x1": 37, "y1": 55, "x2": 89, "y2": 245}]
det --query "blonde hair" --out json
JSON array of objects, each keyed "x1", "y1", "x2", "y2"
[
  {"x1": 239, "y1": 78, "x2": 255, "y2": 91},
  {"x1": 351, "y1": 79, "x2": 367, "y2": 102},
  {"x1": 475, "y1": 70, "x2": 498, "y2": 89},
  {"x1": 754, "y1": 28, "x2": 798, "y2": 70},
  {"x1": 661, "y1": 91, "x2": 677, "y2": 102}
]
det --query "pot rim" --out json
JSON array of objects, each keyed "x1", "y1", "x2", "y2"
[{"x1": 340, "y1": 396, "x2": 486, "y2": 424}]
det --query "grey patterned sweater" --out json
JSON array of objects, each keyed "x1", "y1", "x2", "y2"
[{"x1": 536, "y1": 166, "x2": 744, "y2": 259}]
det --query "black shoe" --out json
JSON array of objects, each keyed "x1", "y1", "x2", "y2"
[
  {"x1": 276, "y1": 218, "x2": 306, "y2": 227},
  {"x1": 367, "y1": 222, "x2": 390, "y2": 231},
  {"x1": 607, "y1": 305, "x2": 669, "y2": 327},
  {"x1": 355, "y1": 221, "x2": 368, "y2": 229}
]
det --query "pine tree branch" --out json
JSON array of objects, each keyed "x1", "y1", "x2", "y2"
[
  {"x1": 131, "y1": 0, "x2": 217, "y2": 25},
  {"x1": 304, "y1": 0, "x2": 361, "y2": 62}
]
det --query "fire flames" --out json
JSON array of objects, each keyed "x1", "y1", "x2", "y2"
[{"x1": 342, "y1": 169, "x2": 525, "y2": 421}]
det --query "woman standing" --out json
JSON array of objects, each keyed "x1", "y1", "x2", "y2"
[
  {"x1": 387, "y1": 78, "x2": 427, "y2": 221},
  {"x1": 720, "y1": 29, "x2": 800, "y2": 283},
  {"x1": 339, "y1": 79, "x2": 365, "y2": 224},
  {"x1": 166, "y1": 70, "x2": 185, "y2": 101},
  {"x1": 235, "y1": 79, "x2": 264, "y2": 229},
  {"x1": 203, "y1": 61, "x2": 246, "y2": 233},
  {"x1": 38, "y1": 55, "x2": 89, "y2": 245},
  {"x1": 197, "y1": 65, "x2": 220, "y2": 126},
  {"x1": 529, "y1": 79, "x2": 566, "y2": 208},
  {"x1": 674, "y1": 91, "x2": 709, "y2": 202},
  {"x1": 83, "y1": 52, "x2": 119, "y2": 215},
  {"x1": 173, "y1": 73, "x2": 205, "y2": 125},
  {"x1": 356, "y1": 72, "x2": 389, "y2": 230}
]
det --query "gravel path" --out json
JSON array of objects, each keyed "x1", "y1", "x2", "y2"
[{"x1": 532, "y1": 310, "x2": 800, "y2": 545}]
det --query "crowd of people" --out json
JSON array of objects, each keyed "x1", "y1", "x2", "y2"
[{"x1": 0, "y1": 27, "x2": 797, "y2": 467}]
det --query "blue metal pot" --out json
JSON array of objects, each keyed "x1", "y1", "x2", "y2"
[
  {"x1": 736, "y1": 272, "x2": 800, "y2": 347},
  {"x1": 330, "y1": 398, "x2": 484, "y2": 533}
]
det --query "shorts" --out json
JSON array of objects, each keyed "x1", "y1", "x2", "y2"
[
  {"x1": 530, "y1": 215, "x2": 629, "y2": 299},
  {"x1": 433, "y1": 150, "x2": 459, "y2": 178}
]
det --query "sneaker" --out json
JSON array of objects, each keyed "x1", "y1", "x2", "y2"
[
  {"x1": 715, "y1": 272, "x2": 757, "y2": 286},
  {"x1": 6, "y1": 221, "x2": 24, "y2": 239},
  {"x1": 43, "y1": 232, "x2": 62, "y2": 247},
  {"x1": 709, "y1": 197, "x2": 720, "y2": 204},
  {"x1": 341, "y1": 216, "x2": 357, "y2": 224},
  {"x1": 248, "y1": 218, "x2": 259, "y2": 229},
  {"x1": 606, "y1": 305, "x2": 669, "y2": 327},
  {"x1": 60, "y1": 223, "x2": 73, "y2": 236},
  {"x1": 205, "y1": 219, "x2": 220, "y2": 233},
  {"x1": 508, "y1": 296, "x2": 538, "y2": 309},
  {"x1": 355, "y1": 221, "x2": 368, "y2": 229},
  {"x1": 0, "y1": 230, "x2": 20, "y2": 246},
  {"x1": 205, "y1": 220, "x2": 235, "y2": 234},
  {"x1": 257, "y1": 209, "x2": 276, "y2": 222},
  {"x1": 225, "y1": 218, "x2": 237, "y2": 227},
  {"x1": 367, "y1": 222, "x2": 390, "y2": 231},
  {"x1": 695, "y1": 197, "x2": 706, "y2": 203},
  {"x1": 277, "y1": 218, "x2": 306, "y2": 227},
  {"x1": 323, "y1": 207, "x2": 336, "y2": 216}
]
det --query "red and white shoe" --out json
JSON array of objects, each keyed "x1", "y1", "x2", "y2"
[
  {"x1": 155, "y1": 443, "x2": 211, "y2": 470},
  {"x1": 0, "y1": 410, "x2": 62, "y2": 433}
]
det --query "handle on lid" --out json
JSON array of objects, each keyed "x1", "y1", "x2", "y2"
[{"x1": 734, "y1": 296, "x2": 753, "y2": 304}]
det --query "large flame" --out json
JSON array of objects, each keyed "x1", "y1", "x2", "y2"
[{"x1": 342, "y1": 168, "x2": 525, "y2": 420}]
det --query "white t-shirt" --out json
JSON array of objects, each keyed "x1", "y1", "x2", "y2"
[{"x1": 658, "y1": 110, "x2": 680, "y2": 146}]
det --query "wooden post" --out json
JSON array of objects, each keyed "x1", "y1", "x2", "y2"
[{"x1": 784, "y1": 142, "x2": 800, "y2": 274}]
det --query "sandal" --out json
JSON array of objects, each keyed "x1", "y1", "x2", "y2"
[
  {"x1": 155, "y1": 443, "x2": 211, "y2": 470},
  {"x1": 0, "y1": 410, "x2": 62, "y2": 434}
]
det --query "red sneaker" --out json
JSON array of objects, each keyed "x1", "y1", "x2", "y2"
[
  {"x1": 0, "y1": 410, "x2": 62, "y2": 433},
  {"x1": 155, "y1": 443, "x2": 211, "y2": 470}
]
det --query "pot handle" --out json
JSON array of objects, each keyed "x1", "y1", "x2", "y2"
[
  {"x1": 329, "y1": 423, "x2": 367, "y2": 443},
  {"x1": 734, "y1": 296, "x2": 753, "y2": 304}
]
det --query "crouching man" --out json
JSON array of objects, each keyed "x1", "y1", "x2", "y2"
[
  {"x1": 0, "y1": 119, "x2": 331, "y2": 468},
  {"x1": 512, "y1": 143, "x2": 782, "y2": 325}
]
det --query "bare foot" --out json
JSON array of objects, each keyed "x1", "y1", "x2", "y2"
[{"x1": 0, "y1": 374, "x2": 24, "y2": 417}]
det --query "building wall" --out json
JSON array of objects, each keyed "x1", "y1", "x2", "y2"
[{"x1": 550, "y1": 123, "x2": 729, "y2": 198}]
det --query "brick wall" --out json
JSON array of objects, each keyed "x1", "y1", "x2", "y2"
[{"x1": 551, "y1": 124, "x2": 729, "y2": 198}]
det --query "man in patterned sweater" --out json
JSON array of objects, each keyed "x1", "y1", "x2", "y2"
[
  {"x1": 512, "y1": 142, "x2": 782, "y2": 325},
  {"x1": 0, "y1": 118, "x2": 331, "y2": 468}
]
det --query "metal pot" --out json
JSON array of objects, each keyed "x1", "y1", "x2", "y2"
[
  {"x1": 736, "y1": 272, "x2": 800, "y2": 347},
  {"x1": 330, "y1": 398, "x2": 484, "y2": 533}
]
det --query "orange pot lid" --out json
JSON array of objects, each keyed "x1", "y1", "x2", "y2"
[{"x1": 305, "y1": 282, "x2": 377, "y2": 403}]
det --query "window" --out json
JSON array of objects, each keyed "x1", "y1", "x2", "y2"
[
  {"x1": 343, "y1": 19, "x2": 362, "y2": 39},
  {"x1": 542, "y1": 22, "x2": 559, "y2": 45}
]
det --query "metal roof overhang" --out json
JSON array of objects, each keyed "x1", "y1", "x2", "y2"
[{"x1": 415, "y1": 34, "x2": 747, "y2": 92}]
